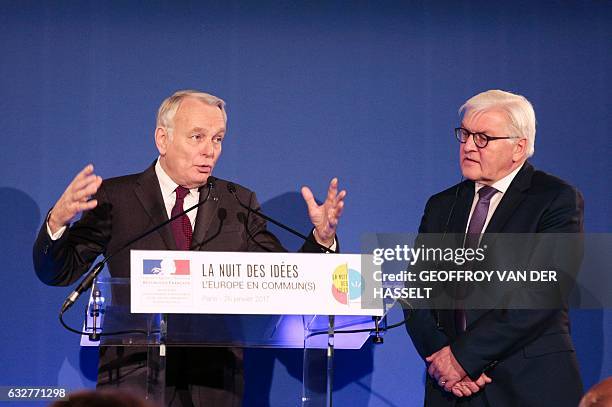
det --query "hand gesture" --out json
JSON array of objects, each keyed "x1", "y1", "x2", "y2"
[
  {"x1": 48, "y1": 164, "x2": 103, "y2": 234},
  {"x1": 301, "y1": 178, "x2": 346, "y2": 247}
]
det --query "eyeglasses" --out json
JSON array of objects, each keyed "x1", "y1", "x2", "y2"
[{"x1": 454, "y1": 127, "x2": 513, "y2": 148}]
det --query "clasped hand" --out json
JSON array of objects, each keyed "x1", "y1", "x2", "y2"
[{"x1": 426, "y1": 346, "x2": 492, "y2": 397}]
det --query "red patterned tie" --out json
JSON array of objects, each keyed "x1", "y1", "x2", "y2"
[{"x1": 171, "y1": 186, "x2": 192, "y2": 250}]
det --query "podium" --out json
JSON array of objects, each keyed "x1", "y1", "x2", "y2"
[{"x1": 86, "y1": 275, "x2": 386, "y2": 406}]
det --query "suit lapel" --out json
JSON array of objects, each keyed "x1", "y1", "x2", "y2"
[
  {"x1": 134, "y1": 164, "x2": 176, "y2": 250},
  {"x1": 485, "y1": 162, "x2": 533, "y2": 233},
  {"x1": 191, "y1": 183, "x2": 219, "y2": 250}
]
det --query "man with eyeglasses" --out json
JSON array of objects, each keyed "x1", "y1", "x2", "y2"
[{"x1": 405, "y1": 90, "x2": 584, "y2": 406}]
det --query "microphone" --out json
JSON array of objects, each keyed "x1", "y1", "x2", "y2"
[
  {"x1": 226, "y1": 182, "x2": 335, "y2": 254},
  {"x1": 60, "y1": 176, "x2": 217, "y2": 314},
  {"x1": 61, "y1": 262, "x2": 105, "y2": 314},
  {"x1": 441, "y1": 176, "x2": 464, "y2": 240}
]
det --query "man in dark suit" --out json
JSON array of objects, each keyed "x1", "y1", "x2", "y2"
[
  {"x1": 406, "y1": 89, "x2": 584, "y2": 406},
  {"x1": 33, "y1": 90, "x2": 346, "y2": 406}
]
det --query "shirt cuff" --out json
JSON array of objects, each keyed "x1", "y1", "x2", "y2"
[
  {"x1": 313, "y1": 229, "x2": 337, "y2": 251},
  {"x1": 328, "y1": 238, "x2": 338, "y2": 252},
  {"x1": 46, "y1": 219, "x2": 67, "y2": 240}
]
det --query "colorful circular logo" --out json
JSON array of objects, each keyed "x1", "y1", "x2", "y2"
[{"x1": 331, "y1": 264, "x2": 363, "y2": 304}]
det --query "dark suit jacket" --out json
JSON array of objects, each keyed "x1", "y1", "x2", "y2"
[
  {"x1": 405, "y1": 162, "x2": 584, "y2": 407},
  {"x1": 33, "y1": 162, "x2": 327, "y2": 405}
]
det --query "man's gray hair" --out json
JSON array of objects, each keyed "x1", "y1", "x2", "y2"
[
  {"x1": 156, "y1": 90, "x2": 227, "y2": 133},
  {"x1": 460, "y1": 89, "x2": 536, "y2": 157}
]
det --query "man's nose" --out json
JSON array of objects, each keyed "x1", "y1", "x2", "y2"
[
  {"x1": 200, "y1": 139, "x2": 214, "y2": 157},
  {"x1": 463, "y1": 134, "x2": 478, "y2": 152}
]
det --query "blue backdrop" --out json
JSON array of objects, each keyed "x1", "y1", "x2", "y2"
[{"x1": 1, "y1": 1, "x2": 610, "y2": 406}]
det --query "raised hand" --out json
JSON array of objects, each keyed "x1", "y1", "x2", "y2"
[
  {"x1": 48, "y1": 164, "x2": 103, "y2": 234},
  {"x1": 301, "y1": 178, "x2": 346, "y2": 247}
]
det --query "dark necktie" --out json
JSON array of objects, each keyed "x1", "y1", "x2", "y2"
[
  {"x1": 456, "y1": 185, "x2": 498, "y2": 332},
  {"x1": 171, "y1": 186, "x2": 193, "y2": 250},
  {"x1": 465, "y1": 185, "x2": 498, "y2": 249}
]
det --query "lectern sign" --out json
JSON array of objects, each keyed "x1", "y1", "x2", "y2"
[{"x1": 130, "y1": 250, "x2": 383, "y2": 316}]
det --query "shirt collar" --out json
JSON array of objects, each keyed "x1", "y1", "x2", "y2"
[
  {"x1": 475, "y1": 162, "x2": 525, "y2": 195},
  {"x1": 155, "y1": 158, "x2": 199, "y2": 198},
  {"x1": 155, "y1": 158, "x2": 178, "y2": 200}
]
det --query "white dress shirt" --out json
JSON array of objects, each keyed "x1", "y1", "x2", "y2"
[{"x1": 155, "y1": 159, "x2": 199, "y2": 229}]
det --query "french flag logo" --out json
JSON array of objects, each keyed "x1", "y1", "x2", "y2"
[{"x1": 143, "y1": 259, "x2": 190, "y2": 275}]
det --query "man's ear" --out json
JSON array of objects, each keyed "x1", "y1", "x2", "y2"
[
  {"x1": 155, "y1": 127, "x2": 169, "y2": 155},
  {"x1": 512, "y1": 138, "x2": 527, "y2": 162}
]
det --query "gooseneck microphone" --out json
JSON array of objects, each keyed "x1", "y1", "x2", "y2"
[
  {"x1": 226, "y1": 182, "x2": 336, "y2": 254},
  {"x1": 442, "y1": 176, "x2": 465, "y2": 240},
  {"x1": 60, "y1": 176, "x2": 217, "y2": 314}
]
